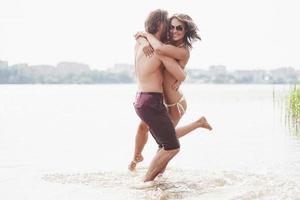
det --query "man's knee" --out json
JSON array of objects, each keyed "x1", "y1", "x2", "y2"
[
  {"x1": 163, "y1": 139, "x2": 180, "y2": 152},
  {"x1": 165, "y1": 147, "x2": 180, "y2": 155}
]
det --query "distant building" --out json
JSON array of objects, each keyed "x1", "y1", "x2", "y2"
[
  {"x1": 208, "y1": 65, "x2": 227, "y2": 76},
  {"x1": 56, "y1": 62, "x2": 90, "y2": 76},
  {"x1": 270, "y1": 67, "x2": 297, "y2": 83},
  {"x1": 108, "y1": 63, "x2": 135, "y2": 80},
  {"x1": 109, "y1": 63, "x2": 134, "y2": 76},
  {"x1": 0, "y1": 60, "x2": 8, "y2": 69},
  {"x1": 186, "y1": 69, "x2": 209, "y2": 83},
  {"x1": 232, "y1": 70, "x2": 266, "y2": 84},
  {"x1": 10, "y1": 63, "x2": 28, "y2": 69}
]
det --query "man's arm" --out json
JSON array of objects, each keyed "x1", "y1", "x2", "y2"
[{"x1": 157, "y1": 55, "x2": 186, "y2": 81}]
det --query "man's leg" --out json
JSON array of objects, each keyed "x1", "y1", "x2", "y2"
[
  {"x1": 144, "y1": 148, "x2": 179, "y2": 182},
  {"x1": 133, "y1": 93, "x2": 180, "y2": 180},
  {"x1": 128, "y1": 121, "x2": 149, "y2": 171},
  {"x1": 158, "y1": 107, "x2": 212, "y2": 175}
]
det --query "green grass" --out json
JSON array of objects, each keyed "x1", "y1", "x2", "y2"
[
  {"x1": 289, "y1": 87, "x2": 300, "y2": 119},
  {"x1": 286, "y1": 85, "x2": 300, "y2": 137}
]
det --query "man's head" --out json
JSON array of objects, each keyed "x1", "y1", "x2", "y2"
[{"x1": 144, "y1": 9, "x2": 168, "y2": 42}]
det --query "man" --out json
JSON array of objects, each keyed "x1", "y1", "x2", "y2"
[{"x1": 133, "y1": 9, "x2": 186, "y2": 182}]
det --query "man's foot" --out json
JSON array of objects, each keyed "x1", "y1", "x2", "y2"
[
  {"x1": 131, "y1": 180, "x2": 156, "y2": 189},
  {"x1": 128, "y1": 155, "x2": 144, "y2": 171},
  {"x1": 155, "y1": 173, "x2": 166, "y2": 182},
  {"x1": 197, "y1": 116, "x2": 213, "y2": 131}
]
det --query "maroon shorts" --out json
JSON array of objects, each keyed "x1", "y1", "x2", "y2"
[{"x1": 134, "y1": 92, "x2": 180, "y2": 150}]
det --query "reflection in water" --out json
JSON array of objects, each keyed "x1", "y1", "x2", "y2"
[{"x1": 42, "y1": 168, "x2": 300, "y2": 200}]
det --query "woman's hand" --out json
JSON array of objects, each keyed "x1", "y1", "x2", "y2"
[
  {"x1": 172, "y1": 80, "x2": 182, "y2": 91},
  {"x1": 135, "y1": 31, "x2": 154, "y2": 57}
]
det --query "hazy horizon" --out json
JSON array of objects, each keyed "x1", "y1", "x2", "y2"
[
  {"x1": 1, "y1": 0, "x2": 300, "y2": 70},
  {"x1": 1, "y1": 59, "x2": 299, "y2": 72}
]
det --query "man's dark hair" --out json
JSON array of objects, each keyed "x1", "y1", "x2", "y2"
[{"x1": 144, "y1": 9, "x2": 168, "y2": 35}]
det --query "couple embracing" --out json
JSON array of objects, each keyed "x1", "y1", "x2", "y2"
[{"x1": 130, "y1": 9, "x2": 212, "y2": 182}]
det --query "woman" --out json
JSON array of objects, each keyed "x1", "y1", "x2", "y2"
[{"x1": 129, "y1": 13, "x2": 212, "y2": 171}]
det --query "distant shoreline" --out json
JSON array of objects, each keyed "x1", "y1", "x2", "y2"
[{"x1": 1, "y1": 60, "x2": 299, "y2": 84}]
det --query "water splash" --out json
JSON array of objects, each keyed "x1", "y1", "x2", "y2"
[{"x1": 41, "y1": 168, "x2": 300, "y2": 200}]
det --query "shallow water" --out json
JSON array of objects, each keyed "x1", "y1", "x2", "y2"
[{"x1": 0, "y1": 84, "x2": 299, "y2": 199}]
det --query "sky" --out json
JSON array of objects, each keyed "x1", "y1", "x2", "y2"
[{"x1": 0, "y1": 0, "x2": 300, "y2": 70}]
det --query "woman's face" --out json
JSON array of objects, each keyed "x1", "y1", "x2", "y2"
[{"x1": 169, "y1": 18, "x2": 185, "y2": 42}]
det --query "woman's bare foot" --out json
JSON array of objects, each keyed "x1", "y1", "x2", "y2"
[
  {"x1": 197, "y1": 116, "x2": 213, "y2": 131},
  {"x1": 128, "y1": 155, "x2": 144, "y2": 171}
]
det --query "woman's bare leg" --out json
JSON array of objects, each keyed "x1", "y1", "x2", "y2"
[
  {"x1": 176, "y1": 116, "x2": 212, "y2": 138},
  {"x1": 128, "y1": 121, "x2": 149, "y2": 171},
  {"x1": 167, "y1": 102, "x2": 212, "y2": 138}
]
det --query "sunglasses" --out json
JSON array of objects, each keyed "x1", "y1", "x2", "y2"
[{"x1": 170, "y1": 25, "x2": 184, "y2": 32}]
